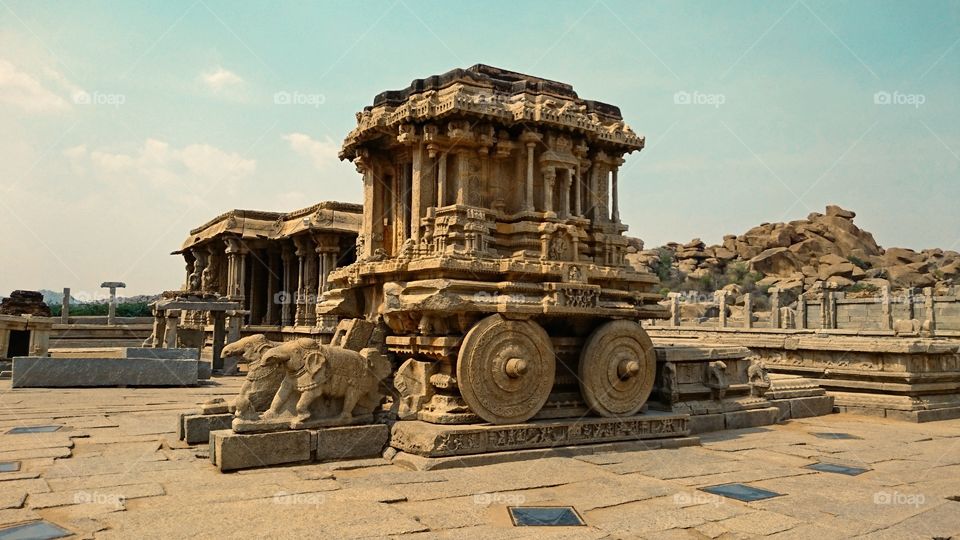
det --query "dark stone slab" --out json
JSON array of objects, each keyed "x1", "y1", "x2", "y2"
[
  {"x1": 509, "y1": 506, "x2": 585, "y2": 527},
  {"x1": 701, "y1": 483, "x2": 782, "y2": 502},
  {"x1": 0, "y1": 520, "x2": 71, "y2": 540},
  {"x1": 12, "y1": 357, "x2": 198, "y2": 387}
]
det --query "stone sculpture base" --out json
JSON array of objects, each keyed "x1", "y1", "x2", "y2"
[
  {"x1": 232, "y1": 413, "x2": 375, "y2": 433},
  {"x1": 831, "y1": 392, "x2": 960, "y2": 422},
  {"x1": 12, "y1": 356, "x2": 198, "y2": 387},
  {"x1": 392, "y1": 435, "x2": 701, "y2": 471},
  {"x1": 209, "y1": 424, "x2": 390, "y2": 472},
  {"x1": 179, "y1": 413, "x2": 234, "y2": 445},
  {"x1": 389, "y1": 412, "x2": 690, "y2": 459}
]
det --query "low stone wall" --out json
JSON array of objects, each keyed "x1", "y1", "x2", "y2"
[
  {"x1": 12, "y1": 347, "x2": 200, "y2": 388},
  {"x1": 648, "y1": 326, "x2": 960, "y2": 421},
  {"x1": 654, "y1": 288, "x2": 960, "y2": 337}
]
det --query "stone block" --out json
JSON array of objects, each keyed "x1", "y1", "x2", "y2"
[
  {"x1": 180, "y1": 413, "x2": 234, "y2": 445},
  {"x1": 210, "y1": 429, "x2": 312, "y2": 472},
  {"x1": 788, "y1": 396, "x2": 834, "y2": 419},
  {"x1": 198, "y1": 361, "x2": 212, "y2": 380},
  {"x1": 315, "y1": 424, "x2": 389, "y2": 462},
  {"x1": 723, "y1": 407, "x2": 780, "y2": 430},
  {"x1": 913, "y1": 407, "x2": 960, "y2": 422},
  {"x1": 12, "y1": 357, "x2": 198, "y2": 387},
  {"x1": 768, "y1": 399, "x2": 792, "y2": 421},
  {"x1": 688, "y1": 413, "x2": 725, "y2": 434}
]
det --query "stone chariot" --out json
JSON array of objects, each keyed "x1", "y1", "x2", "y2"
[{"x1": 320, "y1": 64, "x2": 668, "y2": 426}]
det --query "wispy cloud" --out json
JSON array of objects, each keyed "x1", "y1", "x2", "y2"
[
  {"x1": 64, "y1": 138, "x2": 256, "y2": 205},
  {"x1": 0, "y1": 58, "x2": 70, "y2": 112},
  {"x1": 201, "y1": 66, "x2": 243, "y2": 93},
  {"x1": 283, "y1": 132, "x2": 340, "y2": 170}
]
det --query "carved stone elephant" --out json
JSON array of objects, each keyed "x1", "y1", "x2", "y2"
[
  {"x1": 259, "y1": 338, "x2": 392, "y2": 427},
  {"x1": 221, "y1": 334, "x2": 284, "y2": 420}
]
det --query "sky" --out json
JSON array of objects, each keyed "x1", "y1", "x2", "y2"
[{"x1": 0, "y1": 0, "x2": 958, "y2": 297}]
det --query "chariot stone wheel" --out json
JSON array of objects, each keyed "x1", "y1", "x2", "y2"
[
  {"x1": 578, "y1": 320, "x2": 656, "y2": 417},
  {"x1": 456, "y1": 314, "x2": 555, "y2": 424}
]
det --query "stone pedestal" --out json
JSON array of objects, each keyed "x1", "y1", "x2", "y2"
[
  {"x1": 389, "y1": 412, "x2": 690, "y2": 459},
  {"x1": 209, "y1": 424, "x2": 389, "y2": 472}
]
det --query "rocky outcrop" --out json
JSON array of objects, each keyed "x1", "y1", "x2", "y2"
[
  {"x1": 0, "y1": 290, "x2": 52, "y2": 316},
  {"x1": 627, "y1": 205, "x2": 959, "y2": 296}
]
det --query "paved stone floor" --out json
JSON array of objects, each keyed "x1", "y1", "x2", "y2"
[{"x1": 1, "y1": 378, "x2": 958, "y2": 539}]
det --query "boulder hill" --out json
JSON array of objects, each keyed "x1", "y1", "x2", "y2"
[{"x1": 628, "y1": 205, "x2": 959, "y2": 300}]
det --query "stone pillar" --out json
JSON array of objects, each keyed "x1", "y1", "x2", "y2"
[
  {"x1": 573, "y1": 166, "x2": 582, "y2": 217},
  {"x1": 101, "y1": 282, "x2": 125, "y2": 326},
  {"x1": 797, "y1": 297, "x2": 808, "y2": 329},
  {"x1": 29, "y1": 328, "x2": 50, "y2": 356},
  {"x1": 560, "y1": 169, "x2": 571, "y2": 219},
  {"x1": 770, "y1": 288, "x2": 781, "y2": 328},
  {"x1": 163, "y1": 310, "x2": 180, "y2": 348},
  {"x1": 524, "y1": 142, "x2": 535, "y2": 212},
  {"x1": 542, "y1": 167, "x2": 556, "y2": 218},
  {"x1": 247, "y1": 251, "x2": 258, "y2": 325},
  {"x1": 611, "y1": 165, "x2": 620, "y2": 223},
  {"x1": 923, "y1": 287, "x2": 936, "y2": 336},
  {"x1": 829, "y1": 290, "x2": 838, "y2": 329},
  {"x1": 743, "y1": 293, "x2": 753, "y2": 329},
  {"x1": 150, "y1": 310, "x2": 166, "y2": 348},
  {"x1": 61, "y1": 287, "x2": 70, "y2": 324},
  {"x1": 294, "y1": 236, "x2": 313, "y2": 326},
  {"x1": 668, "y1": 293, "x2": 681, "y2": 327},
  {"x1": 281, "y1": 247, "x2": 294, "y2": 327},
  {"x1": 455, "y1": 151, "x2": 467, "y2": 206},
  {"x1": 715, "y1": 291, "x2": 728, "y2": 328},
  {"x1": 0, "y1": 329, "x2": 8, "y2": 359},
  {"x1": 881, "y1": 286, "x2": 893, "y2": 330},
  {"x1": 211, "y1": 312, "x2": 226, "y2": 371},
  {"x1": 906, "y1": 287, "x2": 916, "y2": 320},
  {"x1": 227, "y1": 310, "x2": 244, "y2": 344},
  {"x1": 264, "y1": 251, "x2": 278, "y2": 326},
  {"x1": 437, "y1": 152, "x2": 447, "y2": 207}
]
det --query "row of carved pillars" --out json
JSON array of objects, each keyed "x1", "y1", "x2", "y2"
[{"x1": 184, "y1": 234, "x2": 341, "y2": 327}]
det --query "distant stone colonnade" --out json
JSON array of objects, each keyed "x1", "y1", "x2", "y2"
[{"x1": 175, "y1": 201, "x2": 361, "y2": 334}]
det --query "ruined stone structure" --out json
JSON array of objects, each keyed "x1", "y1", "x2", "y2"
[
  {"x1": 176, "y1": 201, "x2": 361, "y2": 338},
  {"x1": 322, "y1": 64, "x2": 667, "y2": 426}
]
